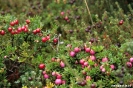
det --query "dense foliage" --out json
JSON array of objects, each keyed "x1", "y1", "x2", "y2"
[{"x1": 0, "y1": 0, "x2": 133, "y2": 88}]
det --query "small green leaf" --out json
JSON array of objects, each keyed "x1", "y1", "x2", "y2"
[
  {"x1": 18, "y1": 58, "x2": 27, "y2": 62},
  {"x1": 91, "y1": 45, "x2": 104, "y2": 52},
  {"x1": 88, "y1": 60, "x2": 95, "y2": 66}
]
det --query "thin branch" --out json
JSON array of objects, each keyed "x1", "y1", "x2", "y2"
[
  {"x1": 84, "y1": 0, "x2": 93, "y2": 25},
  {"x1": 50, "y1": 44, "x2": 56, "y2": 52}
]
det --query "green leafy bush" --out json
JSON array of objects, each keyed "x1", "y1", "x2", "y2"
[{"x1": 0, "y1": 0, "x2": 133, "y2": 88}]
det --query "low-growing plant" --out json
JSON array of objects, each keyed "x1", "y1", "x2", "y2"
[{"x1": 0, "y1": 0, "x2": 133, "y2": 88}]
